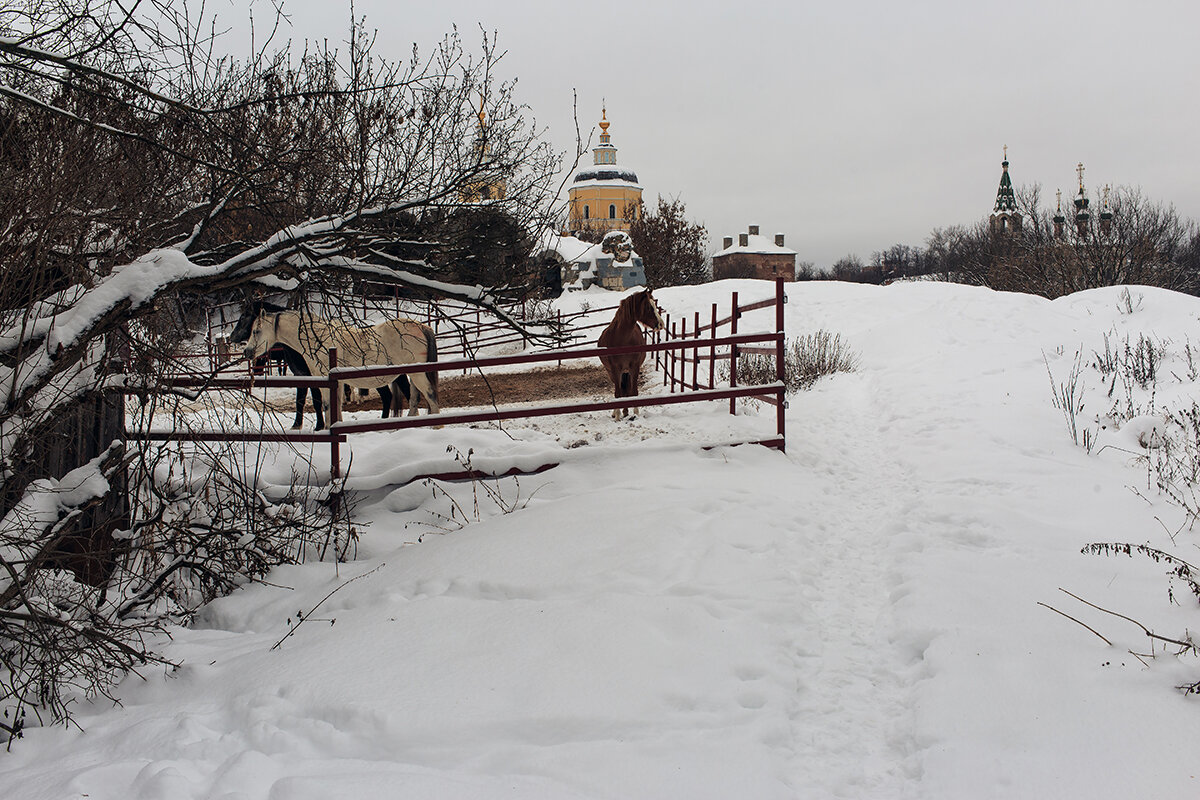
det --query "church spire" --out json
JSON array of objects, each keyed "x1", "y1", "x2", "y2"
[
  {"x1": 1074, "y1": 162, "x2": 1091, "y2": 236},
  {"x1": 990, "y1": 145, "x2": 1022, "y2": 234},
  {"x1": 1099, "y1": 183, "x2": 1113, "y2": 235},
  {"x1": 1053, "y1": 188, "x2": 1066, "y2": 239},
  {"x1": 993, "y1": 145, "x2": 1017, "y2": 214},
  {"x1": 593, "y1": 104, "x2": 618, "y2": 166}
]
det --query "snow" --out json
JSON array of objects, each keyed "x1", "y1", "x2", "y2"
[
  {"x1": 0, "y1": 446, "x2": 116, "y2": 595},
  {"x1": 5, "y1": 280, "x2": 1200, "y2": 798},
  {"x1": 714, "y1": 233, "x2": 798, "y2": 256}
]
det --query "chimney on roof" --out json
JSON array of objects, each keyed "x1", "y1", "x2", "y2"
[
  {"x1": 723, "y1": 236, "x2": 733, "y2": 250},
  {"x1": 775, "y1": 233, "x2": 785, "y2": 247},
  {"x1": 748, "y1": 224, "x2": 760, "y2": 236},
  {"x1": 739, "y1": 233, "x2": 749, "y2": 247}
]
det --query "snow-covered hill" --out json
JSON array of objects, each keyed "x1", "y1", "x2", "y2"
[{"x1": 5, "y1": 279, "x2": 1200, "y2": 799}]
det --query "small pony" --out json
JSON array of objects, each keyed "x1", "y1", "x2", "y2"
[
  {"x1": 230, "y1": 303, "x2": 410, "y2": 430},
  {"x1": 598, "y1": 288, "x2": 665, "y2": 420},
  {"x1": 241, "y1": 309, "x2": 439, "y2": 429}
]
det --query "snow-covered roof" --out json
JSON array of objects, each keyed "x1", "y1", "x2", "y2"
[
  {"x1": 535, "y1": 231, "x2": 641, "y2": 267},
  {"x1": 572, "y1": 167, "x2": 640, "y2": 185},
  {"x1": 569, "y1": 241, "x2": 642, "y2": 266},
  {"x1": 536, "y1": 231, "x2": 595, "y2": 263},
  {"x1": 713, "y1": 233, "x2": 797, "y2": 257},
  {"x1": 568, "y1": 175, "x2": 643, "y2": 191}
]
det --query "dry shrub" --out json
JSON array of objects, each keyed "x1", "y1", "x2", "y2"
[{"x1": 726, "y1": 330, "x2": 859, "y2": 392}]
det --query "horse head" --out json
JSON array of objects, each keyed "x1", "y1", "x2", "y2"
[
  {"x1": 242, "y1": 311, "x2": 281, "y2": 361},
  {"x1": 231, "y1": 300, "x2": 286, "y2": 344},
  {"x1": 635, "y1": 289, "x2": 665, "y2": 331}
]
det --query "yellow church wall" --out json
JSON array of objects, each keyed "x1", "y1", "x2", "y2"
[{"x1": 568, "y1": 185, "x2": 642, "y2": 232}]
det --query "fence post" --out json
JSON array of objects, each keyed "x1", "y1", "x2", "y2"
[
  {"x1": 709, "y1": 302, "x2": 717, "y2": 389},
  {"x1": 775, "y1": 278, "x2": 786, "y2": 451},
  {"x1": 693, "y1": 310, "x2": 700, "y2": 391},
  {"x1": 329, "y1": 347, "x2": 341, "y2": 482},
  {"x1": 729, "y1": 291, "x2": 739, "y2": 414},
  {"x1": 657, "y1": 311, "x2": 667, "y2": 376},
  {"x1": 673, "y1": 320, "x2": 682, "y2": 392},
  {"x1": 662, "y1": 314, "x2": 670, "y2": 386}
]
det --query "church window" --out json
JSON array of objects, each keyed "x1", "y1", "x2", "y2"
[
  {"x1": 609, "y1": 204, "x2": 616, "y2": 219},
  {"x1": 583, "y1": 205, "x2": 589, "y2": 220}
]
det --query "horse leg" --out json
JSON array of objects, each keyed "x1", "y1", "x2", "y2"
[
  {"x1": 292, "y1": 386, "x2": 306, "y2": 429},
  {"x1": 622, "y1": 372, "x2": 635, "y2": 418},
  {"x1": 629, "y1": 369, "x2": 641, "y2": 418},
  {"x1": 392, "y1": 375, "x2": 411, "y2": 416},
  {"x1": 612, "y1": 371, "x2": 631, "y2": 420},
  {"x1": 423, "y1": 368, "x2": 438, "y2": 413},
  {"x1": 408, "y1": 373, "x2": 439, "y2": 415},
  {"x1": 378, "y1": 385, "x2": 392, "y2": 419},
  {"x1": 310, "y1": 387, "x2": 325, "y2": 430},
  {"x1": 600, "y1": 357, "x2": 621, "y2": 420},
  {"x1": 315, "y1": 387, "x2": 329, "y2": 430}
]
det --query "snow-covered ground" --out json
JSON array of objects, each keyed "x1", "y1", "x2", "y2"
[{"x1": 5, "y1": 279, "x2": 1200, "y2": 798}]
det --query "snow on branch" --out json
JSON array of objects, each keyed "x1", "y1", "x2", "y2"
[
  {"x1": 0, "y1": 441, "x2": 125, "y2": 603},
  {"x1": 0, "y1": 36, "x2": 199, "y2": 114}
]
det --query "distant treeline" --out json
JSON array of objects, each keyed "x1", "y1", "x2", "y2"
[{"x1": 809, "y1": 186, "x2": 1200, "y2": 298}]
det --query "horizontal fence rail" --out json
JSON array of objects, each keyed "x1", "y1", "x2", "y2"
[{"x1": 145, "y1": 279, "x2": 789, "y2": 487}]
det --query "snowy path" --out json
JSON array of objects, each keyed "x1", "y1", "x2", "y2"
[{"x1": 779, "y1": 374, "x2": 927, "y2": 797}]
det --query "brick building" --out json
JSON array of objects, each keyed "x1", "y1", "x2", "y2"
[{"x1": 711, "y1": 225, "x2": 797, "y2": 281}]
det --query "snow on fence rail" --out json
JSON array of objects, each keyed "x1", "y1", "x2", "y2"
[{"x1": 138, "y1": 280, "x2": 788, "y2": 486}]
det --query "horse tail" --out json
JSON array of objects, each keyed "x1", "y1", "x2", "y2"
[
  {"x1": 620, "y1": 371, "x2": 631, "y2": 398},
  {"x1": 423, "y1": 324, "x2": 438, "y2": 402}
]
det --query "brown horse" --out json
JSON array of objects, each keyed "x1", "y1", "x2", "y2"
[{"x1": 598, "y1": 289, "x2": 666, "y2": 420}]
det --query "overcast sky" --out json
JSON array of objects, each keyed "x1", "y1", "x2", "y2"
[{"x1": 268, "y1": 0, "x2": 1198, "y2": 268}]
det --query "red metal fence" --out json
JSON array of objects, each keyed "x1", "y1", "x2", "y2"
[
  {"x1": 137, "y1": 280, "x2": 789, "y2": 484},
  {"x1": 205, "y1": 295, "x2": 633, "y2": 373}
]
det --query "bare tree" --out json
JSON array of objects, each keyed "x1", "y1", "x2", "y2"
[
  {"x1": 626, "y1": 195, "x2": 709, "y2": 287},
  {"x1": 1, "y1": 0, "x2": 562, "y2": 739},
  {"x1": 830, "y1": 254, "x2": 881, "y2": 284},
  {"x1": 944, "y1": 184, "x2": 1199, "y2": 298}
]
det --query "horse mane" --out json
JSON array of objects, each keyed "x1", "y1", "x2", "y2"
[
  {"x1": 616, "y1": 289, "x2": 658, "y2": 329},
  {"x1": 231, "y1": 300, "x2": 289, "y2": 344},
  {"x1": 614, "y1": 291, "x2": 641, "y2": 323}
]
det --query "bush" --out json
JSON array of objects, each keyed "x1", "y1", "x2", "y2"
[{"x1": 724, "y1": 330, "x2": 859, "y2": 392}]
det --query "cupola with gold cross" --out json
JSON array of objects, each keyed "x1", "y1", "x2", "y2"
[
  {"x1": 989, "y1": 145, "x2": 1022, "y2": 235},
  {"x1": 566, "y1": 105, "x2": 643, "y2": 234}
]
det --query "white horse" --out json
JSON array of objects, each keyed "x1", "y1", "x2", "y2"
[{"x1": 242, "y1": 310, "x2": 440, "y2": 424}]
